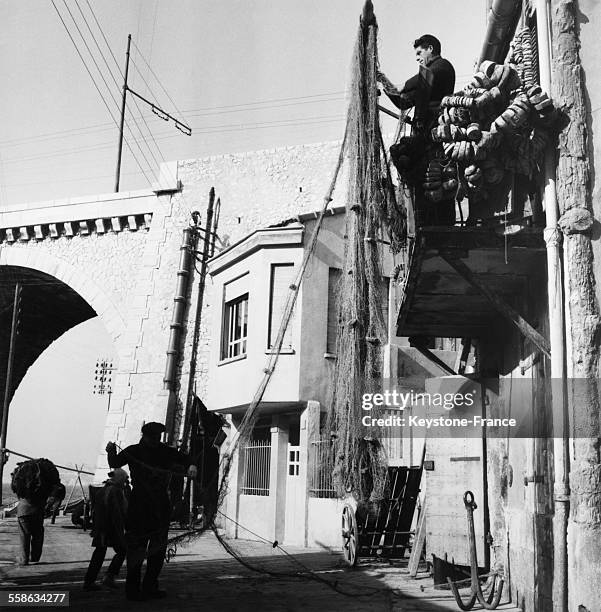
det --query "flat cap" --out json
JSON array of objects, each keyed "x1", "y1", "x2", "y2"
[{"x1": 141, "y1": 421, "x2": 166, "y2": 436}]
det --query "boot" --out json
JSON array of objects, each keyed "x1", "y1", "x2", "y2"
[{"x1": 102, "y1": 573, "x2": 118, "y2": 589}]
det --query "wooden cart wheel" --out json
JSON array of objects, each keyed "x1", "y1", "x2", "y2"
[{"x1": 341, "y1": 504, "x2": 359, "y2": 567}]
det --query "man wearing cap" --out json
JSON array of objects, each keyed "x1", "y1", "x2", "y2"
[
  {"x1": 83, "y1": 468, "x2": 129, "y2": 590},
  {"x1": 105, "y1": 422, "x2": 197, "y2": 601},
  {"x1": 378, "y1": 34, "x2": 457, "y2": 226},
  {"x1": 377, "y1": 34, "x2": 456, "y2": 122}
]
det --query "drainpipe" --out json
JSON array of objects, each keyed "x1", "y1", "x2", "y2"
[
  {"x1": 478, "y1": 0, "x2": 523, "y2": 64},
  {"x1": 164, "y1": 224, "x2": 197, "y2": 435},
  {"x1": 536, "y1": 1, "x2": 569, "y2": 610}
]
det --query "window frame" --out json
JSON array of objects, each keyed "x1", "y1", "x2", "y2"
[
  {"x1": 267, "y1": 262, "x2": 295, "y2": 351},
  {"x1": 221, "y1": 292, "x2": 249, "y2": 362}
]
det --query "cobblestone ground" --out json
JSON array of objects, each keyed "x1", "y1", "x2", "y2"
[{"x1": 0, "y1": 517, "x2": 521, "y2": 612}]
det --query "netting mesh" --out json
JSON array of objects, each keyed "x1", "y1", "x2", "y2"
[
  {"x1": 11, "y1": 459, "x2": 61, "y2": 504},
  {"x1": 326, "y1": 1, "x2": 390, "y2": 504}
]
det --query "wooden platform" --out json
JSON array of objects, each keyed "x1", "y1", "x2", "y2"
[{"x1": 396, "y1": 226, "x2": 547, "y2": 339}]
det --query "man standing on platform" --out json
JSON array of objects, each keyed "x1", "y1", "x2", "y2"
[
  {"x1": 378, "y1": 34, "x2": 456, "y2": 126},
  {"x1": 377, "y1": 35, "x2": 457, "y2": 226},
  {"x1": 105, "y1": 422, "x2": 197, "y2": 601}
]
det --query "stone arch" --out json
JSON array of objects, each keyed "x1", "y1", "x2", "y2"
[{"x1": 0, "y1": 247, "x2": 126, "y2": 342}]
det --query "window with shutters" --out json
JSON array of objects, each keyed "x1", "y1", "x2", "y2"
[
  {"x1": 381, "y1": 276, "x2": 390, "y2": 338},
  {"x1": 268, "y1": 263, "x2": 295, "y2": 350},
  {"x1": 326, "y1": 268, "x2": 342, "y2": 354}
]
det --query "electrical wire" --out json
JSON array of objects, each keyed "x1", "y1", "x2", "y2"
[
  {"x1": 76, "y1": 0, "x2": 165, "y2": 174},
  {"x1": 50, "y1": 0, "x2": 155, "y2": 186},
  {"x1": 0, "y1": 93, "x2": 346, "y2": 148},
  {"x1": 72, "y1": 0, "x2": 163, "y2": 174},
  {"x1": 59, "y1": 0, "x2": 156, "y2": 178},
  {"x1": 131, "y1": 38, "x2": 187, "y2": 123},
  {"x1": 2, "y1": 115, "x2": 344, "y2": 164}
]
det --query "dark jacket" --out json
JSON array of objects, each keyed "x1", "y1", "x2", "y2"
[
  {"x1": 109, "y1": 442, "x2": 191, "y2": 531},
  {"x1": 91, "y1": 481, "x2": 127, "y2": 549},
  {"x1": 386, "y1": 56, "x2": 456, "y2": 111}
]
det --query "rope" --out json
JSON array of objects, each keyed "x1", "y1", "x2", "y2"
[
  {"x1": 2, "y1": 448, "x2": 94, "y2": 476},
  {"x1": 211, "y1": 514, "x2": 392, "y2": 599}
]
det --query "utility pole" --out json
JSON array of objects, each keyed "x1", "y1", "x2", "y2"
[
  {"x1": 181, "y1": 189, "x2": 218, "y2": 528},
  {"x1": 114, "y1": 35, "x2": 192, "y2": 192},
  {"x1": 0, "y1": 283, "x2": 22, "y2": 504},
  {"x1": 114, "y1": 34, "x2": 132, "y2": 192}
]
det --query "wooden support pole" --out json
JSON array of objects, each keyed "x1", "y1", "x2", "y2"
[
  {"x1": 550, "y1": 0, "x2": 601, "y2": 609},
  {"x1": 408, "y1": 498, "x2": 427, "y2": 577},
  {"x1": 439, "y1": 252, "x2": 551, "y2": 358},
  {"x1": 0, "y1": 283, "x2": 21, "y2": 504}
]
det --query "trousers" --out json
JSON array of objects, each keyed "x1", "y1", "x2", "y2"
[
  {"x1": 125, "y1": 525, "x2": 169, "y2": 595},
  {"x1": 83, "y1": 545, "x2": 126, "y2": 585},
  {"x1": 17, "y1": 514, "x2": 44, "y2": 564}
]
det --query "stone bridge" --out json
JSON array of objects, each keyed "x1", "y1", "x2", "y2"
[{"x1": 0, "y1": 142, "x2": 342, "y2": 472}]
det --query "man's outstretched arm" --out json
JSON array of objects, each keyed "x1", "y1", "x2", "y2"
[
  {"x1": 105, "y1": 441, "x2": 128, "y2": 469},
  {"x1": 377, "y1": 71, "x2": 414, "y2": 110}
]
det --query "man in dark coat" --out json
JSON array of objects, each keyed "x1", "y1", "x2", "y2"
[
  {"x1": 105, "y1": 422, "x2": 197, "y2": 601},
  {"x1": 378, "y1": 34, "x2": 457, "y2": 226},
  {"x1": 378, "y1": 34, "x2": 456, "y2": 124},
  {"x1": 83, "y1": 468, "x2": 129, "y2": 590}
]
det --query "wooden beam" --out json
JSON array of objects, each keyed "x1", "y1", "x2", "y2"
[
  {"x1": 377, "y1": 104, "x2": 400, "y2": 120},
  {"x1": 409, "y1": 337, "x2": 458, "y2": 375},
  {"x1": 408, "y1": 498, "x2": 427, "y2": 577},
  {"x1": 440, "y1": 252, "x2": 551, "y2": 358}
]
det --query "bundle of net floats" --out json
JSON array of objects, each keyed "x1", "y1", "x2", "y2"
[{"x1": 424, "y1": 32, "x2": 556, "y2": 205}]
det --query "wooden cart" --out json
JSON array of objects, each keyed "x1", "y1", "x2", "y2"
[{"x1": 341, "y1": 465, "x2": 422, "y2": 566}]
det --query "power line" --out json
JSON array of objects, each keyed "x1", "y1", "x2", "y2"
[
  {"x1": 131, "y1": 38, "x2": 186, "y2": 123},
  {"x1": 180, "y1": 91, "x2": 347, "y2": 114},
  {"x1": 3, "y1": 169, "x2": 147, "y2": 189},
  {"x1": 3, "y1": 114, "x2": 345, "y2": 164},
  {"x1": 61, "y1": 0, "x2": 157, "y2": 180},
  {"x1": 0, "y1": 93, "x2": 346, "y2": 148},
  {"x1": 75, "y1": 0, "x2": 163, "y2": 173},
  {"x1": 72, "y1": 0, "x2": 158, "y2": 174},
  {"x1": 50, "y1": 0, "x2": 155, "y2": 186},
  {"x1": 79, "y1": 0, "x2": 166, "y2": 173},
  {"x1": 84, "y1": 0, "x2": 123, "y2": 77}
]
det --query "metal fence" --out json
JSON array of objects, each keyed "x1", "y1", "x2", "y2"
[
  {"x1": 309, "y1": 437, "x2": 337, "y2": 498},
  {"x1": 241, "y1": 439, "x2": 271, "y2": 496}
]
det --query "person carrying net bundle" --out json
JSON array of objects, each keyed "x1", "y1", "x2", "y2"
[
  {"x1": 83, "y1": 468, "x2": 129, "y2": 591},
  {"x1": 378, "y1": 34, "x2": 457, "y2": 226},
  {"x1": 105, "y1": 422, "x2": 197, "y2": 602},
  {"x1": 11, "y1": 458, "x2": 61, "y2": 567}
]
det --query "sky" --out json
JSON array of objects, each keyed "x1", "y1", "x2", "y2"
[
  {"x1": 1, "y1": 0, "x2": 488, "y2": 482},
  {"x1": 0, "y1": 0, "x2": 487, "y2": 207}
]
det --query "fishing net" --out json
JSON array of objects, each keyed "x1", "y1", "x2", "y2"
[
  {"x1": 11, "y1": 458, "x2": 61, "y2": 505},
  {"x1": 326, "y1": 0, "x2": 392, "y2": 504}
]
